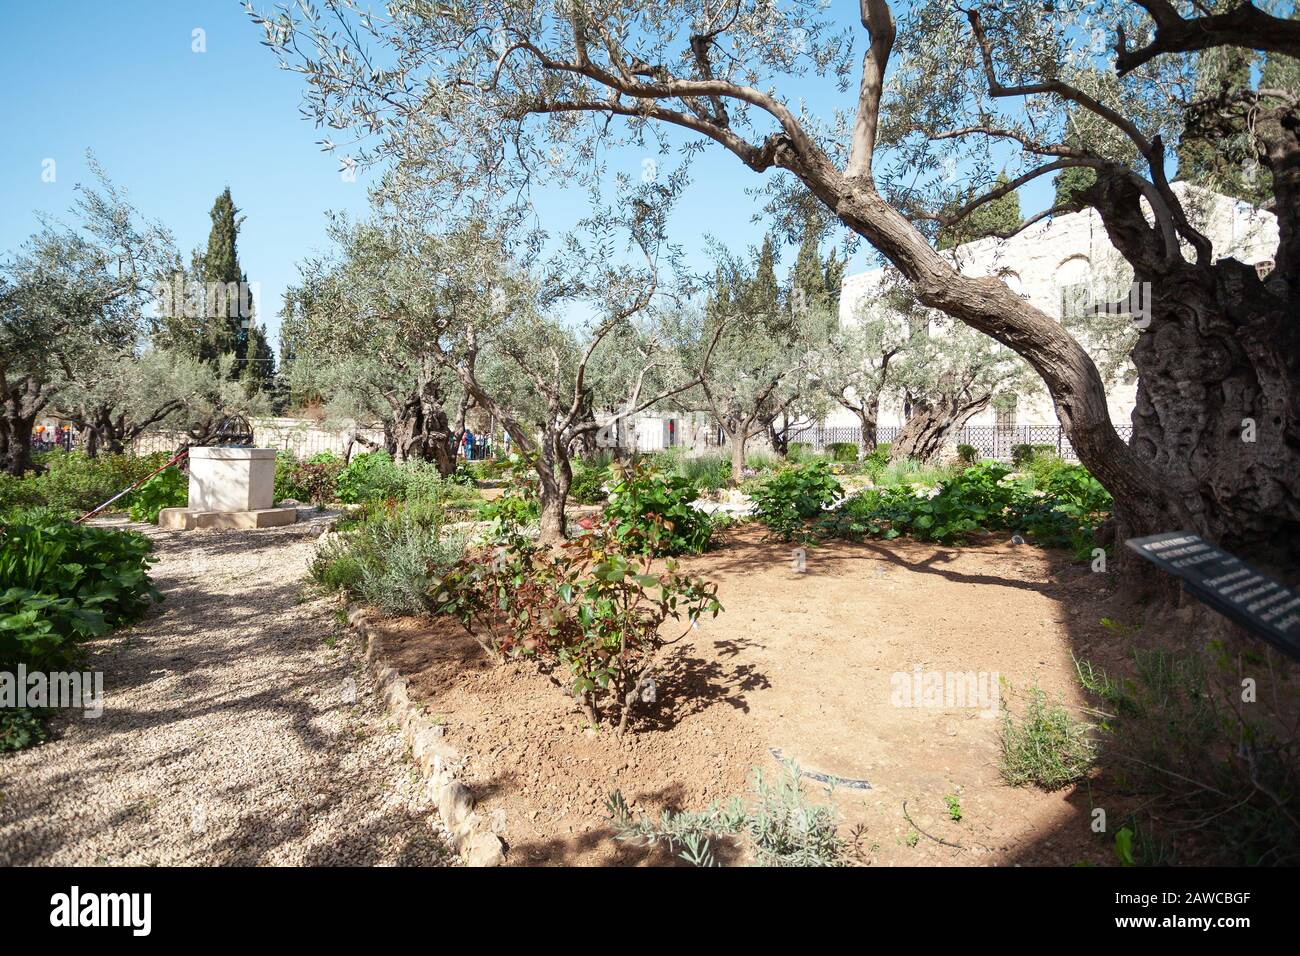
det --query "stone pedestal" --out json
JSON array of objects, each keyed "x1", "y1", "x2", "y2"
[{"x1": 158, "y1": 446, "x2": 297, "y2": 530}]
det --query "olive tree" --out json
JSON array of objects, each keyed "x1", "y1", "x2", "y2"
[
  {"x1": 0, "y1": 161, "x2": 172, "y2": 475},
  {"x1": 250, "y1": 0, "x2": 1300, "y2": 567},
  {"x1": 290, "y1": 206, "x2": 715, "y2": 540}
]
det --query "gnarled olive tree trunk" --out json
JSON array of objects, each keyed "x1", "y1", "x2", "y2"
[
  {"x1": 0, "y1": 374, "x2": 53, "y2": 476},
  {"x1": 388, "y1": 372, "x2": 471, "y2": 477},
  {"x1": 889, "y1": 393, "x2": 991, "y2": 464},
  {"x1": 1088, "y1": 179, "x2": 1300, "y2": 567}
]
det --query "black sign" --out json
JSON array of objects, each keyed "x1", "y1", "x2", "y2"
[{"x1": 1125, "y1": 531, "x2": 1300, "y2": 660}]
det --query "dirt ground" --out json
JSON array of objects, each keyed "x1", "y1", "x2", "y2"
[{"x1": 371, "y1": 523, "x2": 1145, "y2": 866}]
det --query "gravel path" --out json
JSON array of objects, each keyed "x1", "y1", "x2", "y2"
[{"x1": 0, "y1": 513, "x2": 452, "y2": 866}]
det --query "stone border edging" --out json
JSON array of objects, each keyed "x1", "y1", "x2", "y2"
[{"x1": 346, "y1": 605, "x2": 506, "y2": 866}]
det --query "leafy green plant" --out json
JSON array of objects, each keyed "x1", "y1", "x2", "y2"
[
  {"x1": 0, "y1": 707, "x2": 50, "y2": 752},
  {"x1": 671, "y1": 454, "x2": 731, "y2": 494},
  {"x1": 126, "y1": 466, "x2": 187, "y2": 523},
  {"x1": 955, "y1": 443, "x2": 978, "y2": 465},
  {"x1": 0, "y1": 516, "x2": 160, "y2": 673},
  {"x1": 433, "y1": 517, "x2": 721, "y2": 734},
  {"x1": 603, "y1": 460, "x2": 712, "y2": 556},
  {"x1": 335, "y1": 450, "x2": 407, "y2": 503},
  {"x1": 826, "y1": 442, "x2": 859, "y2": 463},
  {"x1": 944, "y1": 794, "x2": 962, "y2": 822},
  {"x1": 569, "y1": 461, "x2": 609, "y2": 504},
  {"x1": 608, "y1": 761, "x2": 849, "y2": 866},
  {"x1": 830, "y1": 461, "x2": 1110, "y2": 552},
  {"x1": 1076, "y1": 646, "x2": 1300, "y2": 865},
  {"x1": 22, "y1": 451, "x2": 171, "y2": 515},
  {"x1": 999, "y1": 684, "x2": 1095, "y2": 790},
  {"x1": 290, "y1": 454, "x2": 345, "y2": 507},
  {"x1": 309, "y1": 500, "x2": 466, "y2": 616},
  {"x1": 274, "y1": 450, "x2": 301, "y2": 501},
  {"x1": 749, "y1": 461, "x2": 843, "y2": 541}
]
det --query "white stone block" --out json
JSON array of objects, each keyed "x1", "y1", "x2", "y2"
[{"x1": 187, "y1": 446, "x2": 277, "y2": 513}]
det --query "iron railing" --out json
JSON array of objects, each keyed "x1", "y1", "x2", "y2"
[{"x1": 786, "y1": 423, "x2": 1133, "y2": 462}]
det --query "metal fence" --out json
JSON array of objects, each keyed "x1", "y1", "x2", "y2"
[{"x1": 786, "y1": 423, "x2": 1133, "y2": 463}]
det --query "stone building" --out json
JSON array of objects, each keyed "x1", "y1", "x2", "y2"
[{"x1": 826, "y1": 183, "x2": 1279, "y2": 438}]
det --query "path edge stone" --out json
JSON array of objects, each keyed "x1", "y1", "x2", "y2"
[{"x1": 346, "y1": 604, "x2": 506, "y2": 867}]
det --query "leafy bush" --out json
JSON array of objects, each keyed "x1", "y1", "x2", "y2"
[
  {"x1": 1000, "y1": 684, "x2": 1095, "y2": 790},
  {"x1": 744, "y1": 450, "x2": 783, "y2": 472},
  {"x1": 0, "y1": 473, "x2": 41, "y2": 513},
  {"x1": 955, "y1": 443, "x2": 978, "y2": 465},
  {"x1": 569, "y1": 462, "x2": 609, "y2": 504},
  {"x1": 749, "y1": 461, "x2": 844, "y2": 541},
  {"x1": 126, "y1": 466, "x2": 187, "y2": 523},
  {"x1": 0, "y1": 707, "x2": 50, "y2": 752},
  {"x1": 608, "y1": 761, "x2": 849, "y2": 866},
  {"x1": 335, "y1": 450, "x2": 407, "y2": 503},
  {"x1": 23, "y1": 451, "x2": 170, "y2": 516},
  {"x1": 1010, "y1": 443, "x2": 1035, "y2": 467},
  {"x1": 603, "y1": 460, "x2": 712, "y2": 556},
  {"x1": 310, "y1": 500, "x2": 466, "y2": 616},
  {"x1": 433, "y1": 518, "x2": 721, "y2": 734},
  {"x1": 274, "y1": 451, "x2": 301, "y2": 501},
  {"x1": 831, "y1": 462, "x2": 1110, "y2": 551},
  {"x1": 475, "y1": 456, "x2": 540, "y2": 535},
  {"x1": 0, "y1": 516, "x2": 160, "y2": 673},
  {"x1": 826, "y1": 442, "x2": 859, "y2": 463}
]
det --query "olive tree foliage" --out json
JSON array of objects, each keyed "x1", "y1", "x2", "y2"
[
  {"x1": 282, "y1": 232, "x2": 472, "y2": 475},
  {"x1": 249, "y1": 0, "x2": 1300, "y2": 565},
  {"x1": 888, "y1": 310, "x2": 1039, "y2": 463},
  {"x1": 810, "y1": 289, "x2": 922, "y2": 455},
  {"x1": 0, "y1": 160, "x2": 174, "y2": 475},
  {"x1": 285, "y1": 201, "x2": 714, "y2": 539},
  {"x1": 52, "y1": 348, "x2": 229, "y2": 457},
  {"x1": 666, "y1": 242, "x2": 823, "y2": 477}
]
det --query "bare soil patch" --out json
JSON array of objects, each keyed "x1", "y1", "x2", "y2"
[{"x1": 370, "y1": 523, "x2": 1134, "y2": 866}]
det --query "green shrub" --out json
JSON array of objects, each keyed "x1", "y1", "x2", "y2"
[
  {"x1": 750, "y1": 461, "x2": 844, "y2": 541},
  {"x1": 310, "y1": 501, "x2": 466, "y2": 616},
  {"x1": 0, "y1": 516, "x2": 160, "y2": 673},
  {"x1": 0, "y1": 473, "x2": 41, "y2": 513},
  {"x1": 831, "y1": 462, "x2": 1110, "y2": 551},
  {"x1": 432, "y1": 517, "x2": 720, "y2": 733},
  {"x1": 477, "y1": 456, "x2": 541, "y2": 535},
  {"x1": 955, "y1": 443, "x2": 978, "y2": 465},
  {"x1": 827, "y1": 442, "x2": 859, "y2": 463},
  {"x1": 25, "y1": 451, "x2": 169, "y2": 515},
  {"x1": 569, "y1": 462, "x2": 609, "y2": 504},
  {"x1": 1010, "y1": 443, "x2": 1035, "y2": 467},
  {"x1": 0, "y1": 707, "x2": 50, "y2": 752},
  {"x1": 335, "y1": 450, "x2": 406, "y2": 503},
  {"x1": 126, "y1": 466, "x2": 187, "y2": 523},
  {"x1": 744, "y1": 450, "x2": 783, "y2": 472},
  {"x1": 274, "y1": 451, "x2": 301, "y2": 502},
  {"x1": 290, "y1": 453, "x2": 345, "y2": 507},
  {"x1": 673, "y1": 454, "x2": 731, "y2": 493},
  {"x1": 1076, "y1": 646, "x2": 1300, "y2": 865},
  {"x1": 1000, "y1": 684, "x2": 1095, "y2": 790},
  {"x1": 603, "y1": 461, "x2": 713, "y2": 556}
]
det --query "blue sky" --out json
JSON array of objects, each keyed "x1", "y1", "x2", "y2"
[{"x1": 1, "y1": 1, "x2": 1054, "y2": 351}]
